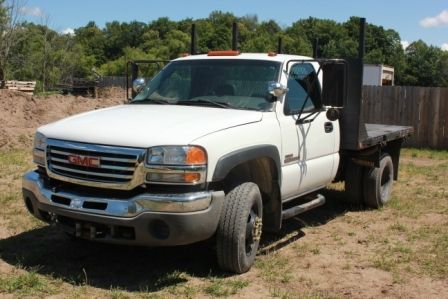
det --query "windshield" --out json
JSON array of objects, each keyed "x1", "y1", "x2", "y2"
[{"x1": 131, "y1": 59, "x2": 281, "y2": 111}]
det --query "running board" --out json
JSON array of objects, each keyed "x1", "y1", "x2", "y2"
[{"x1": 282, "y1": 194, "x2": 325, "y2": 220}]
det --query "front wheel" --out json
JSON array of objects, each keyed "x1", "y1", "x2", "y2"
[
  {"x1": 363, "y1": 154, "x2": 394, "y2": 208},
  {"x1": 216, "y1": 182, "x2": 263, "y2": 273}
]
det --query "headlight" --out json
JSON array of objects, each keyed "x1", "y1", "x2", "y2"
[
  {"x1": 147, "y1": 146, "x2": 206, "y2": 165},
  {"x1": 146, "y1": 146, "x2": 207, "y2": 184},
  {"x1": 33, "y1": 132, "x2": 47, "y2": 166}
]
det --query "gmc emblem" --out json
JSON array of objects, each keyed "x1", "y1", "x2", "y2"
[{"x1": 67, "y1": 155, "x2": 101, "y2": 168}]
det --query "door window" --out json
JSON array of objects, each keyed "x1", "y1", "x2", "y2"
[{"x1": 284, "y1": 63, "x2": 321, "y2": 115}]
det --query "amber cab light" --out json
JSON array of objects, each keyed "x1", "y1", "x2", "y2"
[{"x1": 208, "y1": 50, "x2": 240, "y2": 56}]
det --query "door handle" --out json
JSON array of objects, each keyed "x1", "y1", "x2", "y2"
[{"x1": 324, "y1": 122, "x2": 333, "y2": 133}]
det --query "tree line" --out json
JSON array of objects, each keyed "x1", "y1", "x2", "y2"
[{"x1": 1, "y1": 5, "x2": 447, "y2": 90}]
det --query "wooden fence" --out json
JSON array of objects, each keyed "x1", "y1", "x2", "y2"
[{"x1": 362, "y1": 86, "x2": 448, "y2": 149}]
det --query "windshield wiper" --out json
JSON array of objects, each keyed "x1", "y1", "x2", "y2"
[
  {"x1": 178, "y1": 99, "x2": 234, "y2": 109},
  {"x1": 130, "y1": 98, "x2": 172, "y2": 105}
]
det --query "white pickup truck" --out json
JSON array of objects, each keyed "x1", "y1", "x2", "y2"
[{"x1": 22, "y1": 19, "x2": 412, "y2": 273}]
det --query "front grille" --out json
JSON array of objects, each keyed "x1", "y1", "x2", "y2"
[{"x1": 46, "y1": 140, "x2": 145, "y2": 184}]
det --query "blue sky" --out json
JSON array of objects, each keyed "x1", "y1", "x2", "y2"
[{"x1": 19, "y1": 0, "x2": 448, "y2": 50}]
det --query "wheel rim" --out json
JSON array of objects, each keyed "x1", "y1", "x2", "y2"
[
  {"x1": 245, "y1": 203, "x2": 262, "y2": 256},
  {"x1": 380, "y1": 164, "x2": 392, "y2": 200}
]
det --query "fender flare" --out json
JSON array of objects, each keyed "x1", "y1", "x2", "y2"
[{"x1": 212, "y1": 145, "x2": 281, "y2": 183}]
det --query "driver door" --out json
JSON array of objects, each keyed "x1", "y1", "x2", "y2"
[{"x1": 278, "y1": 62, "x2": 338, "y2": 200}]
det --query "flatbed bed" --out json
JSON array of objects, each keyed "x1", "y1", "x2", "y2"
[{"x1": 360, "y1": 124, "x2": 414, "y2": 148}]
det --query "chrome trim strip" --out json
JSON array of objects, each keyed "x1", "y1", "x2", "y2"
[
  {"x1": 50, "y1": 149, "x2": 137, "y2": 163},
  {"x1": 23, "y1": 171, "x2": 218, "y2": 216},
  {"x1": 47, "y1": 139, "x2": 144, "y2": 156},
  {"x1": 146, "y1": 164, "x2": 206, "y2": 172},
  {"x1": 51, "y1": 164, "x2": 134, "y2": 179},
  {"x1": 50, "y1": 157, "x2": 135, "y2": 171},
  {"x1": 46, "y1": 164, "x2": 147, "y2": 190}
]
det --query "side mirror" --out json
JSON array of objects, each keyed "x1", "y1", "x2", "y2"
[
  {"x1": 268, "y1": 81, "x2": 289, "y2": 98},
  {"x1": 322, "y1": 63, "x2": 346, "y2": 107},
  {"x1": 133, "y1": 78, "x2": 146, "y2": 94}
]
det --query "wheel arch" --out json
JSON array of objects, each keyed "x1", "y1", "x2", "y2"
[
  {"x1": 212, "y1": 145, "x2": 282, "y2": 232},
  {"x1": 212, "y1": 145, "x2": 281, "y2": 184}
]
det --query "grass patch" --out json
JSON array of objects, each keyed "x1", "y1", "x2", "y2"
[
  {"x1": 0, "y1": 270, "x2": 58, "y2": 296},
  {"x1": 153, "y1": 270, "x2": 188, "y2": 289},
  {"x1": 0, "y1": 149, "x2": 30, "y2": 169},
  {"x1": 402, "y1": 148, "x2": 448, "y2": 160},
  {"x1": 270, "y1": 287, "x2": 294, "y2": 298},
  {"x1": 204, "y1": 277, "x2": 249, "y2": 297},
  {"x1": 389, "y1": 222, "x2": 407, "y2": 233},
  {"x1": 413, "y1": 226, "x2": 448, "y2": 278},
  {"x1": 109, "y1": 287, "x2": 132, "y2": 299},
  {"x1": 256, "y1": 252, "x2": 296, "y2": 284}
]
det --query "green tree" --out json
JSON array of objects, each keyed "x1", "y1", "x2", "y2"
[
  {"x1": 0, "y1": 0, "x2": 22, "y2": 81},
  {"x1": 75, "y1": 21, "x2": 106, "y2": 66},
  {"x1": 402, "y1": 40, "x2": 447, "y2": 87}
]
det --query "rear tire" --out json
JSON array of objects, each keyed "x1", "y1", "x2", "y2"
[
  {"x1": 363, "y1": 154, "x2": 394, "y2": 208},
  {"x1": 216, "y1": 182, "x2": 263, "y2": 273}
]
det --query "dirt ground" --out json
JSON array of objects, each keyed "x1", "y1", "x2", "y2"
[
  {"x1": 0, "y1": 89, "x2": 126, "y2": 149},
  {"x1": 0, "y1": 90, "x2": 447, "y2": 298}
]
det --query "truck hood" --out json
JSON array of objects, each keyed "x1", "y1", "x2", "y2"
[{"x1": 39, "y1": 104, "x2": 263, "y2": 148}]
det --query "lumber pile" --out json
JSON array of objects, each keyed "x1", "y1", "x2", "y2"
[{"x1": 1, "y1": 80, "x2": 36, "y2": 94}]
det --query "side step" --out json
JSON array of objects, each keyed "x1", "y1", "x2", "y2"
[{"x1": 282, "y1": 194, "x2": 326, "y2": 220}]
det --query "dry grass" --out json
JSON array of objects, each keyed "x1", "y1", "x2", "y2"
[{"x1": 0, "y1": 148, "x2": 447, "y2": 298}]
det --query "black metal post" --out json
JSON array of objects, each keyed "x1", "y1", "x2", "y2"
[
  {"x1": 232, "y1": 22, "x2": 238, "y2": 51},
  {"x1": 126, "y1": 61, "x2": 129, "y2": 100},
  {"x1": 130, "y1": 62, "x2": 138, "y2": 98},
  {"x1": 313, "y1": 38, "x2": 319, "y2": 58},
  {"x1": 190, "y1": 23, "x2": 197, "y2": 55},
  {"x1": 358, "y1": 18, "x2": 366, "y2": 60},
  {"x1": 277, "y1": 37, "x2": 283, "y2": 54}
]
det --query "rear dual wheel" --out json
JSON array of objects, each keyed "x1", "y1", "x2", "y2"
[
  {"x1": 345, "y1": 153, "x2": 394, "y2": 208},
  {"x1": 363, "y1": 154, "x2": 394, "y2": 208}
]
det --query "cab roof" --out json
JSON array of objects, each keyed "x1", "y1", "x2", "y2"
[{"x1": 173, "y1": 52, "x2": 313, "y2": 64}]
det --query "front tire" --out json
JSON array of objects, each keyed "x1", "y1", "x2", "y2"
[
  {"x1": 363, "y1": 154, "x2": 394, "y2": 208},
  {"x1": 216, "y1": 182, "x2": 263, "y2": 273}
]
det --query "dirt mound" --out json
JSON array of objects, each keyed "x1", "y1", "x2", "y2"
[{"x1": 0, "y1": 89, "x2": 126, "y2": 149}]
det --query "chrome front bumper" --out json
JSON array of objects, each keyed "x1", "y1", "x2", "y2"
[
  {"x1": 22, "y1": 171, "x2": 225, "y2": 246},
  {"x1": 22, "y1": 171, "x2": 220, "y2": 217}
]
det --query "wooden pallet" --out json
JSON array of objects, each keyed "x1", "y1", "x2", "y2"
[{"x1": 2, "y1": 80, "x2": 36, "y2": 94}]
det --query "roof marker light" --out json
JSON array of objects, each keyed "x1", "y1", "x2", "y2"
[{"x1": 207, "y1": 50, "x2": 240, "y2": 56}]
